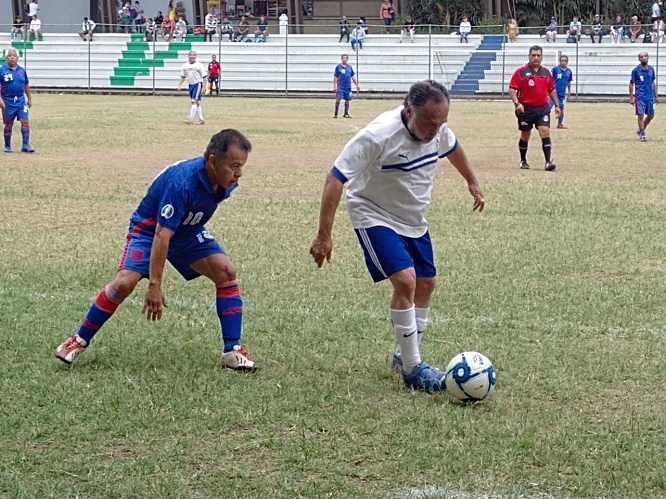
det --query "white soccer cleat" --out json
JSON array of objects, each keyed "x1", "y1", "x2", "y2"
[
  {"x1": 221, "y1": 345, "x2": 257, "y2": 372},
  {"x1": 55, "y1": 335, "x2": 87, "y2": 364}
]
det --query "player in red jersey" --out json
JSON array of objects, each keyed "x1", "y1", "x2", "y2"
[{"x1": 207, "y1": 55, "x2": 221, "y2": 96}]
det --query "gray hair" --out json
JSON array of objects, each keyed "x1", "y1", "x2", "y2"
[
  {"x1": 5, "y1": 48, "x2": 19, "y2": 57},
  {"x1": 403, "y1": 80, "x2": 450, "y2": 113}
]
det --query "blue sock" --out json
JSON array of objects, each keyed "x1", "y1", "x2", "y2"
[
  {"x1": 76, "y1": 285, "x2": 123, "y2": 345},
  {"x1": 557, "y1": 112, "x2": 564, "y2": 126},
  {"x1": 20, "y1": 126, "x2": 29, "y2": 146},
  {"x1": 4, "y1": 126, "x2": 11, "y2": 148},
  {"x1": 639, "y1": 127, "x2": 645, "y2": 135},
  {"x1": 216, "y1": 280, "x2": 243, "y2": 353},
  {"x1": 344, "y1": 102, "x2": 349, "y2": 115}
]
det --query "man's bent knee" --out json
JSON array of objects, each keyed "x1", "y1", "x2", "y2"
[
  {"x1": 389, "y1": 268, "x2": 417, "y2": 297},
  {"x1": 110, "y1": 270, "x2": 142, "y2": 299}
]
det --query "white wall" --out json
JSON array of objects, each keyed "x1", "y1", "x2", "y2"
[{"x1": 34, "y1": 0, "x2": 89, "y2": 32}]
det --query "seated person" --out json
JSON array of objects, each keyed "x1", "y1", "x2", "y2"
[
  {"x1": 628, "y1": 16, "x2": 642, "y2": 42},
  {"x1": 610, "y1": 15, "x2": 624, "y2": 43},
  {"x1": 160, "y1": 17, "x2": 175, "y2": 41},
  {"x1": 118, "y1": 6, "x2": 133, "y2": 33},
  {"x1": 28, "y1": 15, "x2": 41, "y2": 41},
  {"x1": 459, "y1": 16, "x2": 471, "y2": 43},
  {"x1": 568, "y1": 16, "x2": 581, "y2": 41},
  {"x1": 589, "y1": 14, "x2": 603, "y2": 43},
  {"x1": 204, "y1": 12, "x2": 218, "y2": 42},
  {"x1": 400, "y1": 16, "x2": 415, "y2": 43},
  {"x1": 78, "y1": 16, "x2": 96, "y2": 41},
  {"x1": 254, "y1": 15, "x2": 269, "y2": 42},
  {"x1": 651, "y1": 18, "x2": 665, "y2": 42},
  {"x1": 144, "y1": 18, "x2": 157, "y2": 41},
  {"x1": 545, "y1": 17, "x2": 558, "y2": 42},
  {"x1": 12, "y1": 16, "x2": 24, "y2": 40},
  {"x1": 350, "y1": 22, "x2": 365, "y2": 51},
  {"x1": 235, "y1": 16, "x2": 250, "y2": 42},
  {"x1": 174, "y1": 16, "x2": 187, "y2": 41},
  {"x1": 220, "y1": 16, "x2": 234, "y2": 40},
  {"x1": 154, "y1": 11, "x2": 164, "y2": 25}
]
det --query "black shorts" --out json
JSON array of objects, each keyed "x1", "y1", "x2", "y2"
[
  {"x1": 208, "y1": 75, "x2": 219, "y2": 83},
  {"x1": 516, "y1": 104, "x2": 551, "y2": 131}
]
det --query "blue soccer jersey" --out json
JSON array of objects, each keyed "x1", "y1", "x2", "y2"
[
  {"x1": 631, "y1": 64, "x2": 656, "y2": 102},
  {"x1": 334, "y1": 63, "x2": 355, "y2": 91},
  {"x1": 128, "y1": 157, "x2": 236, "y2": 241},
  {"x1": 551, "y1": 66, "x2": 572, "y2": 97},
  {"x1": 0, "y1": 64, "x2": 29, "y2": 105}
]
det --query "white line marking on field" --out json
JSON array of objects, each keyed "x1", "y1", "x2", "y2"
[{"x1": 387, "y1": 486, "x2": 580, "y2": 499}]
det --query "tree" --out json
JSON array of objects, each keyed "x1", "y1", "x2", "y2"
[{"x1": 405, "y1": 0, "x2": 443, "y2": 25}]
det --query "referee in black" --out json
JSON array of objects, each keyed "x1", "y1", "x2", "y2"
[{"x1": 508, "y1": 45, "x2": 561, "y2": 171}]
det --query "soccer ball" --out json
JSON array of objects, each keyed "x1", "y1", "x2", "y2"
[{"x1": 444, "y1": 351, "x2": 496, "y2": 402}]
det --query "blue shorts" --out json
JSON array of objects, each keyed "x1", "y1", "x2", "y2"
[
  {"x1": 188, "y1": 83, "x2": 203, "y2": 102},
  {"x1": 336, "y1": 89, "x2": 352, "y2": 102},
  {"x1": 635, "y1": 99, "x2": 654, "y2": 117},
  {"x1": 2, "y1": 102, "x2": 28, "y2": 123},
  {"x1": 355, "y1": 226, "x2": 436, "y2": 283},
  {"x1": 118, "y1": 229, "x2": 224, "y2": 281}
]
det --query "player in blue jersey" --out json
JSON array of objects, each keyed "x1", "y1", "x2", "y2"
[
  {"x1": 551, "y1": 55, "x2": 573, "y2": 129},
  {"x1": 55, "y1": 129, "x2": 258, "y2": 371},
  {"x1": 333, "y1": 54, "x2": 360, "y2": 119},
  {"x1": 0, "y1": 48, "x2": 34, "y2": 153},
  {"x1": 630, "y1": 51, "x2": 658, "y2": 142}
]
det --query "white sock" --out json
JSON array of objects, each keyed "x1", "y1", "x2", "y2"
[
  {"x1": 390, "y1": 306, "x2": 420, "y2": 374},
  {"x1": 415, "y1": 307, "x2": 430, "y2": 346},
  {"x1": 188, "y1": 104, "x2": 197, "y2": 121},
  {"x1": 196, "y1": 106, "x2": 204, "y2": 121}
]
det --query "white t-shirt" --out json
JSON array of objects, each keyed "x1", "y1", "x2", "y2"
[
  {"x1": 82, "y1": 20, "x2": 96, "y2": 32},
  {"x1": 180, "y1": 62, "x2": 207, "y2": 85},
  {"x1": 459, "y1": 21, "x2": 471, "y2": 34},
  {"x1": 332, "y1": 106, "x2": 458, "y2": 238},
  {"x1": 652, "y1": 2, "x2": 661, "y2": 17},
  {"x1": 28, "y1": 2, "x2": 39, "y2": 17},
  {"x1": 30, "y1": 18, "x2": 41, "y2": 31}
]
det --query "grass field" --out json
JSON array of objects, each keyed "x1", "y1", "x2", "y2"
[{"x1": 1, "y1": 93, "x2": 666, "y2": 499}]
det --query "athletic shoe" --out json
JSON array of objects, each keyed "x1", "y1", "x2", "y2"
[
  {"x1": 556, "y1": 125, "x2": 567, "y2": 129},
  {"x1": 21, "y1": 145, "x2": 34, "y2": 153},
  {"x1": 3, "y1": 146, "x2": 11, "y2": 153},
  {"x1": 221, "y1": 345, "x2": 257, "y2": 372},
  {"x1": 640, "y1": 134, "x2": 647, "y2": 142},
  {"x1": 182, "y1": 119, "x2": 193, "y2": 125},
  {"x1": 333, "y1": 114, "x2": 338, "y2": 118},
  {"x1": 545, "y1": 161, "x2": 556, "y2": 171},
  {"x1": 389, "y1": 352, "x2": 403, "y2": 375},
  {"x1": 55, "y1": 335, "x2": 87, "y2": 365},
  {"x1": 196, "y1": 120, "x2": 205, "y2": 125},
  {"x1": 402, "y1": 362, "x2": 445, "y2": 391},
  {"x1": 343, "y1": 114, "x2": 352, "y2": 118},
  {"x1": 519, "y1": 160, "x2": 529, "y2": 169}
]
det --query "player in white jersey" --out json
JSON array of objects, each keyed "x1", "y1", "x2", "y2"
[
  {"x1": 310, "y1": 80, "x2": 485, "y2": 392},
  {"x1": 177, "y1": 51, "x2": 208, "y2": 125}
]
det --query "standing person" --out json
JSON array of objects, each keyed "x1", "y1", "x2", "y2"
[
  {"x1": 279, "y1": 10, "x2": 288, "y2": 36},
  {"x1": 652, "y1": 1, "x2": 662, "y2": 23},
  {"x1": 207, "y1": 54, "x2": 221, "y2": 96},
  {"x1": 55, "y1": 129, "x2": 258, "y2": 372},
  {"x1": 333, "y1": 54, "x2": 360, "y2": 119},
  {"x1": 459, "y1": 16, "x2": 471, "y2": 43},
  {"x1": 177, "y1": 51, "x2": 207, "y2": 125},
  {"x1": 0, "y1": 49, "x2": 34, "y2": 153},
  {"x1": 379, "y1": 0, "x2": 393, "y2": 33},
  {"x1": 551, "y1": 55, "x2": 572, "y2": 129},
  {"x1": 134, "y1": 1, "x2": 145, "y2": 32},
  {"x1": 310, "y1": 80, "x2": 485, "y2": 392},
  {"x1": 507, "y1": 17, "x2": 518, "y2": 42},
  {"x1": 508, "y1": 45, "x2": 560, "y2": 171},
  {"x1": 630, "y1": 51, "x2": 658, "y2": 142}
]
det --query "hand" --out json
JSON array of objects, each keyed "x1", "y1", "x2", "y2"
[
  {"x1": 629, "y1": 96, "x2": 635, "y2": 105},
  {"x1": 0, "y1": 100, "x2": 4, "y2": 110},
  {"x1": 310, "y1": 233, "x2": 333, "y2": 268},
  {"x1": 553, "y1": 106, "x2": 561, "y2": 118},
  {"x1": 27, "y1": 100, "x2": 31, "y2": 109},
  {"x1": 142, "y1": 284, "x2": 167, "y2": 321},
  {"x1": 468, "y1": 183, "x2": 486, "y2": 212},
  {"x1": 514, "y1": 103, "x2": 524, "y2": 114}
]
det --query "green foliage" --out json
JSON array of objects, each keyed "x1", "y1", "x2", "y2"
[
  {"x1": 474, "y1": 16, "x2": 505, "y2": 34},
  {"x1": 404, "y1": 0, "x2": 442, "y2": 25}
]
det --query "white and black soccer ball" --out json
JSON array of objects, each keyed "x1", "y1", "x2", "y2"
[{"x1": 444, "y1": 351, "x2": 496, "y2": 402}]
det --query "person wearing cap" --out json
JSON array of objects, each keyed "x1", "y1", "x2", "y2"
[
  {"x1": 545, "y1": 16, "x2": 558, "y2": 42},
  {"x1": 590, "y1": 14, "x2": 604, "y2": 43}
]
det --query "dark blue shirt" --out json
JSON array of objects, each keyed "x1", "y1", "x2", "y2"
[
  {"x1": 630, "y1": 64, "x2": 655, "y2": 102},
  {"x1": 0, "y1": 64, "x2": 29, "y2": 105}
]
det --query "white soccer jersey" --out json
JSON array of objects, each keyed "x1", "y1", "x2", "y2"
[
  {"x1": 180, "y1": 62, "x2": 207, "y2": 85},
  {"x1": 332, "y1": 106, "x2": 458, "y2": 238}
]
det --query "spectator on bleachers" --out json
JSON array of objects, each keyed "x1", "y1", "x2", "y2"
[
  {"x1": 380, "y1": 0, "x2": 394, "y2": 34},
  {"x1": 12, "y1": 16, "x2": 25, "y2": 40},
  {"x1": 651, "y1": 17, "x2": 665, "y2": 42},
  {"x1": 154, "y1": 11, "x2": 164, "y2": 25},
  {"x1": 339, "y1": 16, "x2": 351, "y2": 43},
  {"x1": 279, "y1": 10, "x2": 288, "y2": 36},
  {"x1": 610, "y1": 15, "x2": 625, "y2": 44},
  {"x1": 589, "y1": 14, "x2": 604, "y2": 43},
  {"x1": 174, "y1": 15, "x2": 187, "y2": 41},
  {"x1": 399, "y1": 16, "x2": 415, "y2": 43},
  {"x1": 204, "y1": 12, "x2": 218, "y2": 41},
  {"x1": 118, "y1": 4, "x2": 133, "y2": 33},
  {"x1": 628, "y1": 16, "x2": 642, "y2": 42},
  {"x1": 507, "y1": 17, "x2": 518, "y2": 42},
  {"x1": 144, "y1": 17, "x2": 157, "y2": 41},
  {"x1": 78, "y1": 16, "x2": 96, "y2": 41},
  {"x1": 567, "y1": 16, "x2": 581, "y2": 41},
  {"x1": 27, "y1": 15, "x2": 41, "y2": 41},
  {"x1": 351, "y1": 22, "x2": 365, "y2": 52},
  {"x1": 175, "y1": 1, "x2": 187, "y2": 22},
  {"x1": 134, "y1": 1, "x2": 145, "y2": 33},
  {"x1": 459, "y1": 16, "x2": 471, "y2": 43},
  {"x1": 235, "y1": 16, "x2": 250, "y2": 42},
  {"x1": 545, "y1": 16, "x2": 558, "y2": 42},
  {"x1": 28, "y1": 0, "x2": 39, "y2": 19},
  {"x1": 167, "y1": 0, "x2": 176, "y2": 21},
  {"x1": 359, "y1": 17, "x2": 369, "y2": 35},
  {"x1": 160, "y1": 16, "x2": 175, "y2": 40},
  {"x1": 22, "y1": 1, "x2": 30, "y2": 22},
  {"x1": 255, "y1": 15, "x2": 269, "y2": 42},
  {"x1": 652, "y1": 1, "x2": 662, "y2": 22},
  {"x1": 220, "y1": 17, "x2": 234, "y2": 40}
]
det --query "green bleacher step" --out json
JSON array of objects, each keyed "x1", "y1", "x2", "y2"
[
  {"x1": 113, "y1": 67, "x2": 150, "y2": 77},
  {"x1": 110, "y1": 75, "x2": 136, "y2": 86},
  {"x1": 11, "y1": 41, "x2": 33, "y2": 50}
]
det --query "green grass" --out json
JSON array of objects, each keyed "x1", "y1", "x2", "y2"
[{"x1": 1, "y1": 94, "x2": 666, "y2": 498}]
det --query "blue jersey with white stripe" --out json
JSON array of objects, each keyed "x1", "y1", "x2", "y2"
[
  {"x1": 334, "y1": 63, "x2": 355, "y2": 91},
  {"x1": 551, "y1": 66, "x2": 572, "y2": 97},
  {"x1": 0, "y1": 64, "x2": 29, "y2": 105},
  {"x1": 630, "y1": 64, "x2": 655, "y2": 102},
  {"x1": 129, "y1": 157, "x2": 236, "y2": 240}
]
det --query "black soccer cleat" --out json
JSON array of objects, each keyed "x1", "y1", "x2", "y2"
[
  {"x1": 519, "y1": 160, "x2": 530, "y2": 170},
  {"x1": 545, "y1": 161, "x2": 556, "y2": 172},
  {"x1": 343, "y1": 114, "x2": 352, "y2": 118}
]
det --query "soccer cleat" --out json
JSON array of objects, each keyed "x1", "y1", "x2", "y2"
[
  {"x1": 221, "y1": 345, "x2": 257, "y2": 372},
  {"x1": 196, "y1": 120, "x2": 205, "y2": 125},
  {"x1": 182, "y1": 119, "x2": 193, "y2": 125},
  {"x1": 343, "y1": 114, "x2": 352, "y2": 118},
  {"x1": 389, "y1": 352, "x2": 403, "y2": 375},
  {"x1": 556, "y1": 125, "x2": 567, "y2": 129},
  {"x1": 402, "y1": 362, "x2": 445, "y2": 392},
  {"x1": 545, "y1": 161, "x2": 556, "y2": 171},
  {"x1": 519, "y1": 160, "x2": 529, "y2": 169},
  {"x1": 3, "y1": 146, "x2": 11, "y2": 153},
  {"x1": 55, "y1": 335, "x2": 87, "y2": 365},
  {"x1": 21, "y1": 145, "x2": 34, "y2": 153},
  {"x1": 333, "y1": 114, "x2": 338, "y2": 118},
  {"x1": 640, "y1": 134, "x2": 647, "y2": 142}
]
